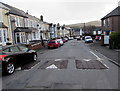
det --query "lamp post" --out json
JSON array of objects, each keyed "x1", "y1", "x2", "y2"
[
  {"x1": 49, "y1": 23, "x2": 53, "y2": 39},
  {"x1": 61, "y1": 24, "x2": 65, "y2": 37},
  {"x1": 53, "y1": 24, "x2": 56, "y2": 38},
  {"x1": 57, "y1": 23, "x2": 60, "y2": 38}
]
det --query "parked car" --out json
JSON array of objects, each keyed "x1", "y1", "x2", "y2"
[
  {"x1": 76, "y1": 36, "x2": 81, "y2": 40},
  {"x1": 0, "y1": 45, "x2": 37, "y2": 75},
  {"x1": 62, "y1": 38, "x2": 68, "y2": 43},
  {"x1": 84, "y1": 36, "x2": 93, "y2": 43},
  {"x1": 48, "y1": 40, "x2": 60, "y2": 48},
  {"x1": 68, "y1": 37, "x2": 74, "y2": 40},
  {"x1": 56, "y1": 39, "x2": 64, "y2": 46},
  {"x1": 95, "y1": 36, "x2": 101, "y2": 41}
]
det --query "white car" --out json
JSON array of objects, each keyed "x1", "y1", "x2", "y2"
[
  {"x1": 68, "y1": 37, "x2": 74, "y2": 40},
  {"x1": 57, "y1": 39, "x2": 64, "y2": 46},
  {"x1": 84, "y1": 36, "x2": 93, "y2": 43}
]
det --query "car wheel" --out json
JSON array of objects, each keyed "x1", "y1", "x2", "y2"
[
  {"x1": 33, "y1": 54, "x2": 37, "y2": 61},
  {"x1": 48, "y1": 46, "x2": 50, "y2": 49},
  {"x1": 6, "y1": 62, "x2": 15, "y2": 74}
]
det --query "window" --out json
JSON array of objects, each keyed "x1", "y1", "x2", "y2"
[
  {"x1": 15, "y1": 17, "x2": 19, "y2": 27},
  {"x1": 19, "y1": 18, "x2": 23, "y2": 27},
  {"x1": 0, "y1": 11, "x2": 2, "y2": 22},
  {"x1": 0, "y1": 31, "x2": 2, "y2": 43},
  {"x1": 33, "y1": 32, "x2": 36, "y2": 39},
  {"x1": 3, "y1": 30, "x2": 7, "y2": 42},
  {"x1": 0, "y1": 30, "x2": 7, "y2": 44},
  {"x1": 103, "y1": 20, "x2": 106, "y2": 26},
  {"x1": 21, "y1": 33, "x2": 26, "y2": 43},
  {"x1": 19, "y1": 46, "x2": 28, "y2": 52},
  {"x1": 10, "y1": 46, "x2": 20, "y2": 52},
  {"x1": 3, "y1": 48, "x2": 10, "y2": 52},
  {"x1": 107, "y1": 18, "x2": 110, "y2": 27},
  {"x1": 49, "y1": 41, "x2": 55, "y2": 43}
]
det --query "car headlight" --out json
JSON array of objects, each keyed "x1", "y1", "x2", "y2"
[{"x1": 2, "y1": 57, "x2": 10, "y2": 62}]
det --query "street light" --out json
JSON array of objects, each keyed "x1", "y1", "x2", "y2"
[
  {"x1": 53, "y1": 24, "x2": 56, "y2": 38},
  {"x1": 57, "y1": 23, "x2": 60, "y2": 38},
  {"x1": 61, "y1": 24, "x2": 65, "y2": 37}
]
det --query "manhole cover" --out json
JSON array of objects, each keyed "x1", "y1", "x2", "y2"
[
  {"x1": 39, "y1": 59, "x2": 68, "y2": 69},
  {"x1": 75, "y1": 60, "x2": 108, "y2": 69}
]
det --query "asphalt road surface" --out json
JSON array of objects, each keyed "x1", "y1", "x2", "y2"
[{"x1": 2, "y1": 40, "x2": 120, "y2": 90}]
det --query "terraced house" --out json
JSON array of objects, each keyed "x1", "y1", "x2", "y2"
[
  {"x1": 101, "y1": 5, "x2": 120, "y2": 45},
  {"x1": 0, "y1": 3, "x2": 11, "y2": 45},
  {"x1": 0, "y1": 2, "x2": 72, "y2": 46},
  {"x1": 0, "y1": 2, "x2": 51, "y2": 46}
]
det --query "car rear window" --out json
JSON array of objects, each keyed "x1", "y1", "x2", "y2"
[
  {"x1": 49, "y1": 41, "x2": 56, "y2": 43},
  {"x1": 86, "y1": 37, "x2": 91, "y2": 39}
]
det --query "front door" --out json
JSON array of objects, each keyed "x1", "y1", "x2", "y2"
[{"x1": 16, "y1": 33, "x2": 20, "y2": 43}]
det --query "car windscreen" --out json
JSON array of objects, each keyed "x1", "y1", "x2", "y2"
[{"x1": 86, "y1": 37, "x2": 91, "y2": 39}]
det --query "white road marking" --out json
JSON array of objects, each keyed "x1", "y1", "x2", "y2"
[
  {"x1": 90, "y1": 51, "x2": 101, "y2": 60},
  {"x1": 90, "y1": 51, "x2": 109, "y2": 69},
  {"x1": 83, "y1": 59, "x2": 91, "y2": 61},
  {"x1": 95, "y1": 50, "x2": 120, "y2": 67},
  {"x1": 46, "y1": 64, "x2": 58, "y2": 69},
  {"x1": 55, "y1": 59, "x2": 62, "y2": 61},
  {"x1": 23, "y1": 62, "x2": 40, "y2": 71}
]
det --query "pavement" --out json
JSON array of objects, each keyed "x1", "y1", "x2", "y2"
[{"x1": 88, "y1": 41, "x2": 120, "y2": 66}]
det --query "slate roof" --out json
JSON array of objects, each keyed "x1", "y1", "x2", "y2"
[
  {"x1": 14, "y1": 27, "x2": 38, "y2": 33},
  {"x1": 0, "y1": 2, "x2": 28, "y2": 18},
  {"x1": 101, "y1": 6, "x2": 120, "y2": 20},
  {"x1": 0, "y1": 2, "x2": 10, "y2": 10}
]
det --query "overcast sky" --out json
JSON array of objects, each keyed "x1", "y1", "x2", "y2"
[{"x1": 1, "y1": 0, "x2": 120, "y2": 25}]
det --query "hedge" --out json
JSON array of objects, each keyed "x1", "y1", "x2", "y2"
[{"x1": 110, "y1": 31, "x2": 120, "y2": 48}]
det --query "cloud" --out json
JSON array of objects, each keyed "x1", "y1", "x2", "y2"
[{"x1": 1, "y1": 0, "x2": 119, "y2": 24}]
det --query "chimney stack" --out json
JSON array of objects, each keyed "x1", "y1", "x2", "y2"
[
  {"x1": 26, "y1": 10, "x2": 28, "y2": 14},
  {"x1": 40, "y1": 15, "x2": 43, "y2": 21}
]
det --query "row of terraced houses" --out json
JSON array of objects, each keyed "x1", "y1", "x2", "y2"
[{"x1": 0, "y1": 2, "x2": 72, "y2": 46}]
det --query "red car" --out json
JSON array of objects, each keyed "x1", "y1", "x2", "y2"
[
  {"x1": 48, "y1": 40, "x2": 60, "y2": 48},
  {"x1": 62, "y1": 38, "x2": 68, "y2": 43}
]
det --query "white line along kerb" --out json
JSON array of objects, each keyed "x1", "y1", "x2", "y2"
[
  {"x1": 90, "y1": 51, "x2": 109, "y2": 69},
  {"x1": 90, "y1": 51, "x2": 101, "y2": 60}
]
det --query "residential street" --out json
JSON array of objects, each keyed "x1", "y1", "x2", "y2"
[{"x1": 2, "y1": 40, "x2": 120, "y2": 90}]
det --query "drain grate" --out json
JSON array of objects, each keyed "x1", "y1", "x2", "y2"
[
  {"x1": 39, "y1": 59, "x2": 68, "y2": 69},
  {"x1": 75, "y1": 60, "x2": 108, "y2": 69}
]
